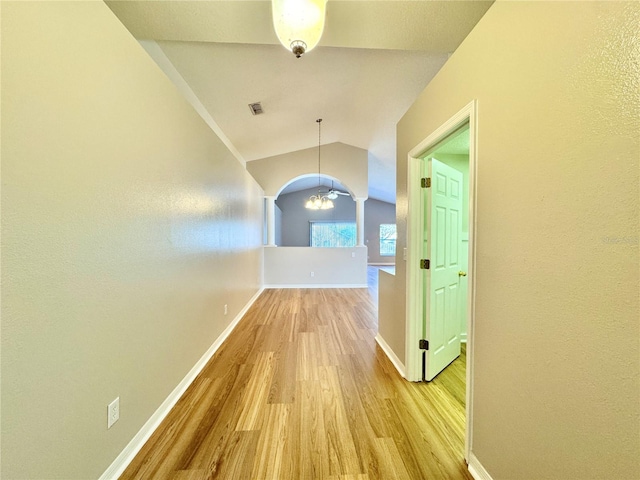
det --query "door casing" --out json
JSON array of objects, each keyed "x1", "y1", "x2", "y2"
[{"x1": 405, "y1": 100, "x2": 478, "y2": 460}]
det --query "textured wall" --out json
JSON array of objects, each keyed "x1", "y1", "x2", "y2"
[
  {"x1": 389, "y1": 1, "x2": 639, "y2": 478},
  {"x1": 247, "y1": 142, "x2": 369, "y2": 198},
  {"x1": 1, "y1": 2, "x2": 263, "y2": 478},
  {"x1": 264, "y1": 247, "x2": 367, "y2": 286}
]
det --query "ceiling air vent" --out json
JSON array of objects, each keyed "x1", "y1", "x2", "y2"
[{"x1": 248, "y1": 102, "x2": 264, "y2": 116}]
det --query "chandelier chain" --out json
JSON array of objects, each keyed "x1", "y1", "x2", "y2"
[
  {"x1": 305, "y1": 118, "x2": 333, "y2": 210},
  {"x1": 317, "y1": 118, "x2": 322, "y2": 189}
]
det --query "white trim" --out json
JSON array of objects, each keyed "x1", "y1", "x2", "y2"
[
  {"x1": 405, "y1": 100, "x2": 478, "y2": 461},
  {"x1": 356, "y1": 198, "x2": 366, "y2": 246},
  {"x1": 367, "y1": 263, "x2": 396, "y2": 266},
  {"x1": 405, "y1": 154, "x2": 424, "y2": 382},
  {"x1": 407, "y1": 102, "x2": 476, "y2": 158},
  {"x1": 460, "y1": 235, "x2": 470, "y2": 345},
  {"x1": 138, "y1": 40, "x2": 245, "y2": 167},
  {"x1": 468, "y1": 452, "x2": 494, "y2": 480},
  {"x1": 375, "y1": 334, "x2": 406, "y2": 378},
  {"x1": 263, "y1": 284, "x2": 368, "y2": 289},
  {"x1": 466, "y1": 100, "x2": 479, "y2": 460},
  {"x1": 265, "y1": 196, "x2": 277, "y2": 247},
  {"x1": 99, "y1": 287, "x2": 264, "y2": 480}
]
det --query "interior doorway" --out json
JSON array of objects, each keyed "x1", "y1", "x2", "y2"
[
  {"x1": 420, "y1": 154, "x2": 466, "y2": 381},
  {"x1": 405, "y1": 100, "x2": 477, "y2": 460}
]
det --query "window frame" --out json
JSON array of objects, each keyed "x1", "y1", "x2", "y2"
[{"x1": 309, "y1": 221, "x2": 357, "y2": 248}]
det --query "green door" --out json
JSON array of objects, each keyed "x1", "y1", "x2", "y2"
[{"x1": 424, "y1": 158, "x2": 463, "y2": 381}]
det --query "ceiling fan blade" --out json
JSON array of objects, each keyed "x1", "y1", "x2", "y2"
[{"x1": 321, "y1": 189, "x2": 350, "y2": 200}]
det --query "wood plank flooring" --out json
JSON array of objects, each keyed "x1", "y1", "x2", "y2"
[{"x1": 120, "y1": 288, "x2": 469, "y2": 480}]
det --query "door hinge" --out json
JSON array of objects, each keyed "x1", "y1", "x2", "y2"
[
  {"x1": 420, "y1": 259, "x2": 430, "y2": 270},
  {"x1": 421, "y1": 177, "x2": 431, "y2": 188},
  {"x1": 419, "y1": 339, "x2": 429, "y2": 350}
]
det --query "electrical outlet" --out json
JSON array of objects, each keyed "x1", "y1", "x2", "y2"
[
  {"x1": 224, "y1": 304, "x2": 228, "y2": 315},
  {"x1": 310, "y1": 271, "x2": 314, "y2": 277},
  {"x1": 351, "y1": 251, "x2": 355, "y2": 258},
  {"x1": 107, "y1": 397, "x2": 120, "y2": 429}
]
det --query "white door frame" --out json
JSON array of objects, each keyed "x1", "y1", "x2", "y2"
[{"x1": 405, "y1": 100, "x2": 478, "y2": 460}]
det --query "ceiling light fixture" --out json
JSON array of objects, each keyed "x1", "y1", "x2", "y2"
[
  {"x1": 272, "y1": 0, "x2": 327, "y2": 58},
  {"x1": 305, "y1": 118, "x2": 334, "y2": 210}
]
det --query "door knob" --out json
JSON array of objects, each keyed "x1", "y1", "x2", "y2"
[{"x1": 458, "y1": 271, "x2": 467, "y2": 277}]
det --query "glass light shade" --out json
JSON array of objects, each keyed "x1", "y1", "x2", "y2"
[
  {"x1": 305, "y1": 193, "x2": 333, "y2": 210},
  {"x1": 272, "y1": 0, "x2": 327, "y2": 56}
]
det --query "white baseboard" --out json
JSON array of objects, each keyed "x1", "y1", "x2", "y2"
[
  {"x1": 99, "y1": 287, "x2": 264, "y2": 480},
  {"x1": 375, "y1": 334, "x2": 406, "y2": 378},
  {"x1": 264, "y1": 284, "x2": 368, "y2": 289},
  {"x1": 367, "y1": 263, "x2": 395, "y2": 266},
  {"x1": 468, "y1": 452, "x2": 493, "y2": 480}
]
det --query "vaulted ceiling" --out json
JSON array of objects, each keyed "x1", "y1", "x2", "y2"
[{"x1": 106, "y1": 0, "x2": 493, "y2": 203}]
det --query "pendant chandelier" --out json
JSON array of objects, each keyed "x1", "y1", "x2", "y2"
[
  {"x1": 305, "y1": 118, "x2": 334, "y2": 210},
  {"x1": 272, "y1": 0, "x2": 327, "y2": 58}
]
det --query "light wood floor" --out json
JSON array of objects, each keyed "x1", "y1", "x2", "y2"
[{"x1": 120, "y1": 287, "x2": 469, "y2": 480}]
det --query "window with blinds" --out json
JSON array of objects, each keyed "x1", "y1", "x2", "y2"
[
  {"x1": 379, "y1": 224, "x2": 397, "y2": 256},
  {"x1": 310, "y1": 222, "x2": 356, "y2": 247}
]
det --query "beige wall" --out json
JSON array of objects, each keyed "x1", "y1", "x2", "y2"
[
  {"x1": 247, "y1": 142, "x2": 369, "y2": 198},
  {"x1": 264, "y1": 246, "x2": 367, "y2": 287},
  {"x1": 388, "y1": 1, "x2": 639, "y2": 478},
  {"x1": 1, "y1": 2, "x2": 263, "y2": 479},
  {"x1": 377, "y1": 269, "x2": 405, "y2": 371}
]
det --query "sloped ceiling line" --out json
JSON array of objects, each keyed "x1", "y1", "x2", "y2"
[{"x1": 106, "y1": 1, "x2": 493, "y2": 203}]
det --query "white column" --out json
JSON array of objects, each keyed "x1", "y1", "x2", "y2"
[
  {"x1": 266, "y1": 196, "x2": 277, "y2": 246},
  {"x1": 355, "y1": 197, "x2": 365, "y2": 246}
]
